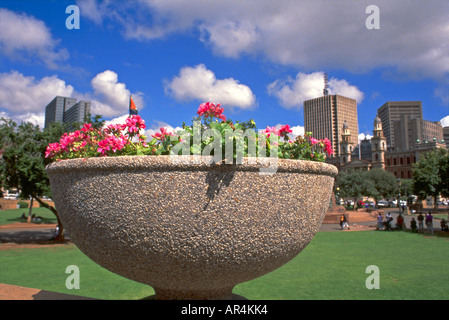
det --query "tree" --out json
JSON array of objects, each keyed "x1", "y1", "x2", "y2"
[
  {"x1": 412, "y1": 148, "x2": 449, "y2": 209},
  {"x1": 336, "y1": 170, "x2": 377, "y2": 210},
  {"x1": 367, "y1": 169, "x2": 397, "y2": 205},
  {"x1": 0, "y1": 118, "x2": 68, "y2": 241}
]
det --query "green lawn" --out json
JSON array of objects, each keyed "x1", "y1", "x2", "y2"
[
  {"x1": 0, "y1": 231, "x2": 448, "y2": 300},
  {"x1": 0, "y1": 208, "x2": 57, "y2": 225}
]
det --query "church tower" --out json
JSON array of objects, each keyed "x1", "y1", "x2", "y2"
[
  {"x1": 340, "y1": 121, "x2": 352, "y2": 166},
  {"x1": 371, "y1": 114, "x2": 386, "y2": 169}
]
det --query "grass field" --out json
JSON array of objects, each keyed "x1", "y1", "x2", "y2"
[
  {"x1": 0, "y1": 208, "x2": 57, "y2": 225},
  {"x1": 1, "y1": 230, "x2": 448, "y2": 300}
]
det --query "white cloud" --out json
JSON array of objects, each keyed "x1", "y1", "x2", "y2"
[
  {"x1": 165, "y1": 64, "x2": 256, "y2": 109},
  {"x1": 0, "y1": 70, "x2": 143, "y2": 126},
  {"x1": 290, "y1": 125, "x2": 305, "y2": 139},
  {"x1": 76, "y1": 0, "x2": 106, "y2": 25},
  {"x1": 89, "y1": 70, "x2": 144, "y2": 117},
  {"x1": 83, "y1": 1, "x2": 449, "y2": 83},
  {"x1": 440, "y1": 115, "x2": 449, "y2": 128},
  {"x1": 358, "y1": 133, "x2": 372, "y2": 142},
  {"x1": 0, "y1": 8, "x2": 69, "y2": 69},
  {"x1": 199, "y1": 20, "x2": 259, "y2": 58},
  {"x1": 144, "y1": 121, "x2": 182, "y2": 140},
  {"x1": 0, "y1": 71, "x2": 74, "y2": 115},
  {"x1": 267, "y1": 71, "x2": 364, "y2": 109}
]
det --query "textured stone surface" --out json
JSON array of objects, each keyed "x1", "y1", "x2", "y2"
[{"x1": 46, "y1": 156, "x2": 337, "y2": 300}]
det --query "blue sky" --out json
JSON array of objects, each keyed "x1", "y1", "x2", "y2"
[{"x1": 1, "y1": 0, "x2": 448, "y2": 140}]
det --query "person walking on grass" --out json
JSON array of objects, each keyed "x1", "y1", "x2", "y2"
[
  {"x1": 417, "y1": 212, "x2": 424, "y2": 232},
  {"x1": 341, "y1": 213, "x2": 350, "y2": 230},
  {"x1": 377, "y1": 212, "x2": 383, "y2": 230},
  {"x1": 410, "y1": 218, "x2": 417, "y2": 233},
  {"x1": 396, "y1": 213, "x2": 404, "y2": 230},
  {"x1": 426, "y1": 212, "x2": 434, "y2": 234}
]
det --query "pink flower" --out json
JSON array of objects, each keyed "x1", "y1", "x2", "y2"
[
  {"x1": 310, "y1": 137, "x2": 319, "y2": 145},
  {"x1": 152, "y1": 127, "x2": 174, "y2": 142},
  {"x1": 104, "y1": 123, "x2": 126, "y2": 135},
  {"x1": 45, "y1": 143, "x2": 61, "y2": 158},
  {"x1": 322, "y1": 138, "x2": 334, "y2": 156},
  {"x1": 81, "y1": 123, "x2": 92, "y2": 133},
  {"x1": 97, "y1": 135, "x2": 127, "y2": 155},
  {"x1": 197, "y1": 102, "x2": 226, "y2": 122},
  {"x1": 261, "y1": 126, "x2": 280, "y2": 137},
  {"x1": 126, "y1": 115, "x2": 146, "y2": 134},
  {"x1": 278, "y1": 124, "x2": 292, "y2": 138}
]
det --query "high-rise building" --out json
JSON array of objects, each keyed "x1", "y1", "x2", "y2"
[
  {"x1": 304, "y1": 94, "x2": 358, "y2": 157},
  {"x1": 443, "y1": 126, "x2": 449, "y2": 149},
  {"x1": 377, "y1": 101, "x2": 423, "y2": 149},
  {"x1": 421, "y1": 120, "x2": 444, "y2": 144},
  {"x1": 44, "y1": 96, "x2": 91, "y2": 129},
  {"x1": 44, "y1": 96, "x2": 76, "y2": 129},
  {"x1": 63, "y1": 100, "x2": 91, "y2": 131}
]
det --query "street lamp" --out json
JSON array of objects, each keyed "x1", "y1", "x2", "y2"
[{"x1": 397, "y1": 177, "x2": 401, "y2": 213}]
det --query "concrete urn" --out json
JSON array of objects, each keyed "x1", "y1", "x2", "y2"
[{"x1": 46, "y1": 155, "x2": 338, "y2": 300}]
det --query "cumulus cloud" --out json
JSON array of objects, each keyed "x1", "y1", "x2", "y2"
[
  {"x1": 144, "y1": 120, "x2": 183, "y2": 139},
  {"x1": 165, "y1": 64, "x2": 256, "y2": 109},
  {"x1": 0, "y1": 8, "x2": 69, "y2": 69},
  {"x1": 358, "y1": 133, "x2": 372, "y2": 141},
  {"x1": 440, "y1": 115, "x2": 449, "y2": 128},
  {"x1": 89, "y1": 70, "x2": 144, "y2": 117},
  {"x1": 0, "y1": 71, "x2": 74, "y2": 116},
  {"x1": 81, "y1": 1, "x2": 449, "y2": 82},
  {"x1": 267, "y1": 72, "x2": 364, "y2": 109},
  {"x1": 0, "y1": 70, "x2": 143, "y2": 126}
]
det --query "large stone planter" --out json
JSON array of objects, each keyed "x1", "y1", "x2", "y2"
[{"x1": 46, "y1": 155, "x2": 337, "y2": 300}]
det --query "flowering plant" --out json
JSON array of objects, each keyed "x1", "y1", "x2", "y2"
[{"x1": 45, "y1": 102, "x2": 333, "y2": 162}]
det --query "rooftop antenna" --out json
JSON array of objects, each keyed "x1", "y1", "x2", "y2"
[{"x1": 323, "y1": 73, "x2": 329, "y2": 96}]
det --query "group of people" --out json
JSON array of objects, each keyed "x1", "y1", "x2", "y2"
[
  {"x1": 377, "y1": 212, "x2": 404, "y2": 231},
  {"x1": 376, "y1": 211, "x2": 449, "y2": 234}
]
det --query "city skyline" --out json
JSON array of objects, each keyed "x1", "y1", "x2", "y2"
[{"x1": 0, "y1": 1, "x2": 448, "y2": 142}]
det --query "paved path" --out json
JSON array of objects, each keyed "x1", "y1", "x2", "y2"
[
  {"x1": 1, "y1": 209, "x2": 447, "y2": 243},
  {"x1": 320, "y1": 209, "x2": 448, "y2": 232}
]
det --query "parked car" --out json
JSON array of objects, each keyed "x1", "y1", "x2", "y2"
[{"x1": 377, "y1": 200, "x2": 389, "y2": 207}]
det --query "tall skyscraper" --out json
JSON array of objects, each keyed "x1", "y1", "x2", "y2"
[
  {"x1": 377, "y1": 101, "x2": 423, "y2": 149},
  {"x1": 304, "y1": 94, "x2": 359, "y2": 157},
  {"x1": 44, "y1": 96, "x2": 91, "y2": 129},
  {"x1": 44, "y1": 96, "x2": 76, "y2": 129}
]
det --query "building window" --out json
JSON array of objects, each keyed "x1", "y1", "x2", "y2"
[
  {"x1": 407, "y1": 157, "x2": 410, "y2": 165},
  {"x1": 394, "y1": 158, "x2": 397, "y2": 166},
  {"x1": 400, "y1": 158, "x2": 404, "y2": 165}
]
